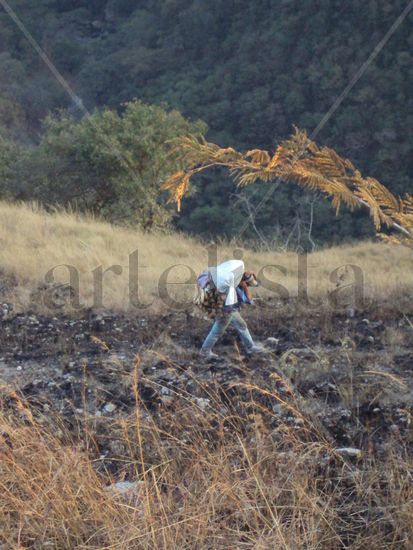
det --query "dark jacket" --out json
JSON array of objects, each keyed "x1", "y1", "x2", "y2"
[{"x1": 223, "y1": 286, "x2": 253, "y2": 313}]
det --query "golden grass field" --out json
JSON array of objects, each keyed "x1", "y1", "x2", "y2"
[{"x1": 0, "y1": 201, "x2": 412, "y2": 312}]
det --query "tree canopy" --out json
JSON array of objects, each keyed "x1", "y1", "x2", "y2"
[
  {"x1": 1, "y1": 101, "x2": 206, "y2": 228},
  {"x1": 0, "y1": 0, "x2": 412, "y2": 246}
]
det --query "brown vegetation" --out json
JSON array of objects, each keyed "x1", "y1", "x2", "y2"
[
  {"x1": 1, "y1": 352, "x2": 412, "y2": 549},
  {"x1": 163, "y1": 129, "x2": 413, "y2": 245},
  {"x1": 1, "y1": 202, "x2": 412, "y2": 548},
  {"x1": 0, "y1": 201, "x2": 412, "y2": 313}
]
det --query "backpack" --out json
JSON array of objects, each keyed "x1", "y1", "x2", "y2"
[{"x1": 195, "y1": 270, "x2": 226, "y2": 316}]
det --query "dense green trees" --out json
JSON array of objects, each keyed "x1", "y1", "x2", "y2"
[
  {"x1": 0, "y1": 137, "x2": 20, "y2": 199},
  {"x1": 0, "y1": 0, "x2": 412, "y2": 246},
  {"x1": 0, "y1": 101, "x2": 206, "y2": 227}
]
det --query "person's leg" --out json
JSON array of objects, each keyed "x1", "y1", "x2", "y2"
[
  {"x1": 230, "y1": 311, "x2": 255, "y2": 350},
  {"x1": 201, "y1": 314, "x2": 232, "y2": 351}
]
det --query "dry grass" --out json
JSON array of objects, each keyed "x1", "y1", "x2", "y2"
[
  {"x1": 1, "y1": 375, "x2": 412, "y2": 550},
  {"x1": 0, "y1": 201, "x2": 412, "y2": 313},
  {"x1": 1, "y1": 203, "x2": 412, "y2": 549}
]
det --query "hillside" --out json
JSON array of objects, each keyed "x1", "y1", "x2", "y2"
[
  {"x1": 0, "y1": 201, "x2": 412, "y2": 313},
  {"x1": 1, "y1": 201, "x2": 413, "y2": 547},
  {"x1": 1, "y1": 1, "x2": 412, "y2": 244}
]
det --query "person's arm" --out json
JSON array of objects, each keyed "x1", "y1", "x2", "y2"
[{"x1": 239, "y1": 281, "x2": 253, "y2": 302}]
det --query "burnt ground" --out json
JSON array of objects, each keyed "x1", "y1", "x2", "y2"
[{"x1": 1, "y1": 299, "x2": 412, "y2": 475}]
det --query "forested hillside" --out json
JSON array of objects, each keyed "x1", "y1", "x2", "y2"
[{"x1": 0, "y1": 0, "x2": 412, "y2": 246}]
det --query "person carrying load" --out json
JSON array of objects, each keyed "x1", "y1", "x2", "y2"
[{"x1": 197, "y1": 260, "x2": 266, "y2": 359}]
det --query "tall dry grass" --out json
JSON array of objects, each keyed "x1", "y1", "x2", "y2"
[
  {"x1": 0, "y1": 201, "x2": 412, "y2": 313},
  {"x1": 1, "y1": 374, "x2": 412, "y2": 550}
]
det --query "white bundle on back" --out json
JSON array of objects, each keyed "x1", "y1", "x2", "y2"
[{"x1": 209, "y1": 260, "x2": 244, "y2": 306}]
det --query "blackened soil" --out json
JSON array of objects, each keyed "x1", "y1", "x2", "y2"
[{"x1": 1, "y1": 302, "x2": 412, "y2": 472}]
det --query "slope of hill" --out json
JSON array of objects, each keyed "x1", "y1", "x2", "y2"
[
  {"x1": 1, "y1": 1, "x2": 412, "y2": 243},
  {"x1": 0, "y1": 201, "x2": 412, "y2": 314},
  {"x1": 1, "y1": 201, "x2": 413, "y2": 548}
]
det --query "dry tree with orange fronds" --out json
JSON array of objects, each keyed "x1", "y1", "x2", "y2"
[{"x1": 162, "y1": 128, "x2": 413, "y2": 245}]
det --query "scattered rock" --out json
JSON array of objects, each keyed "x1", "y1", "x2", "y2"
[
  {"x1": 195, "y1": 397, "x2": 210, "y2": 410},
  {"x1": 105, "y1": 480, "x2": 143, "y2": 494},
  {"x1": 336, "y1": 447, "x2": 362, "y2": 459},
  {"x1": 104, "y1": 480, "x2": 144, "y2": 506},
  {"x1": 103, "y1": 403, "x2": 117, "y2": 413},
  {"x1": 346, "y1": 306, "x2": 356, "y2": 318},
  {"x1": 0, "y1": 303, "x2": 13, "y2": 319}
]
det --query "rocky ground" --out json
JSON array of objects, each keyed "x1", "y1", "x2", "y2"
[{"x1": 1, "y1": 300, "x2": 412, "y2": 475}]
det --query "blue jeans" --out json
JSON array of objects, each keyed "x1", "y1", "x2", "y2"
[{"x1": 201, "y1": 311, "x2": 255, "y2": 351}]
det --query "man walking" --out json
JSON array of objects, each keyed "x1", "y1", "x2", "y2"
[{"x1": 200, "y1": 260, "x2": 266, "y2": 358}]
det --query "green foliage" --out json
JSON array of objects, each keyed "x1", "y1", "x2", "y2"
[
  {"x1": 0, "y1": 0, "x2": 412, "y2": 245},
  {"x1": 6, "y1": 101, "x2": 207, "y2": 228},
  {"x1": 0, "y1": 137, "x2": 22, "y2": 199}
]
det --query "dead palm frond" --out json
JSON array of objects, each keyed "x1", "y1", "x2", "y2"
[{"x1": 162, "y1": 128, "x2": 413, "y2": 244}]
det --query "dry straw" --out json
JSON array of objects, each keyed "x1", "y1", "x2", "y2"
[{"x1": 163, "y1": 128, "x2": 413, "y2": 245}]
